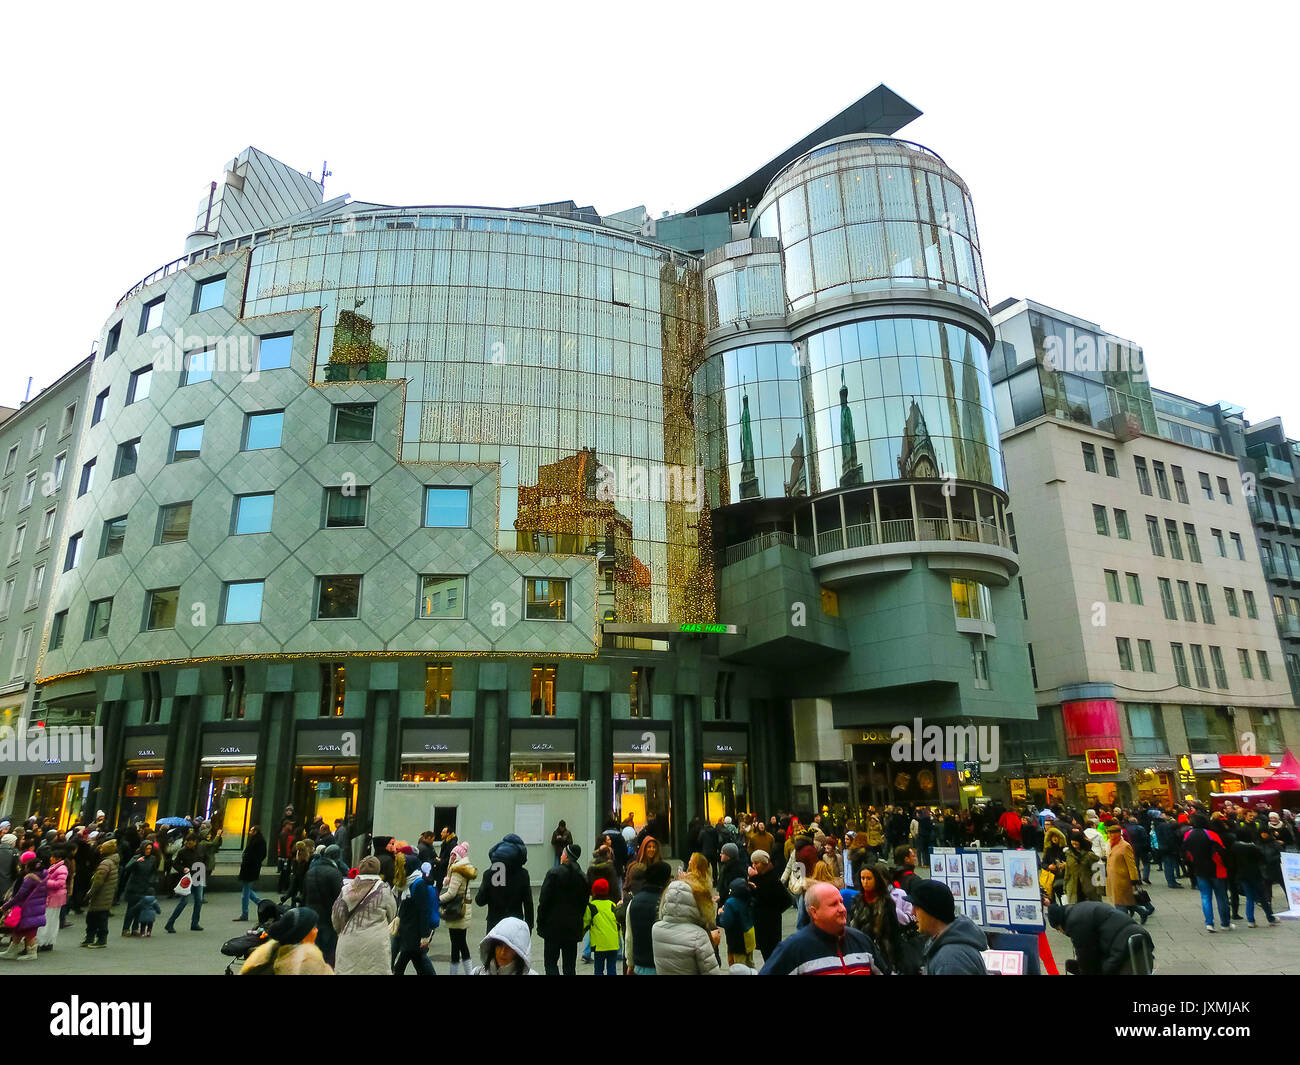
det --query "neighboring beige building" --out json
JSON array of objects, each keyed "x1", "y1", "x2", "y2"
[{"x1": 989, "y1": 299, "x2": 1299, "y2": 810}]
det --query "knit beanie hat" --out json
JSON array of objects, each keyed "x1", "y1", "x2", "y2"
[
  {"x1": 721, "y1": 842, "x2": 739, "y2": 860},
  {"x1": 591, "y1": 878, "x2": 610, "y2": 899},
  {"x1": 269, "y1": 907, "x2": 317, "y2": 945},
  {"x1": 644, "y1": 861, "x2": 672, "y2": 889},
  {"x1": 358, "y1": 856, "x2": 381, "y2": 875},
  {"x1": 750, "y1": 849, "x2": 770, "y2": 865},
  {"x1": 563, "y1": 842, "x2": 581, "y2": 864},
  {"x1": 451, "y1": 841, "x2": 470, "y2": 862}
]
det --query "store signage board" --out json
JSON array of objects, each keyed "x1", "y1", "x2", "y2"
[{"x1": 1085, "y1": 748, "x2": 1120, "y2": 774}]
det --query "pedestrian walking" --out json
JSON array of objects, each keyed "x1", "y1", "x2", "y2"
[
  {"x1": 537, "y1": 841, "x2": 588, "y2": 975},
  {"x1": 439, "y1": 841, "x2": 477, "y2": 975},
  {"x1": 80, "y1": 839, "x2": 118, "y2": 949},
  {"x1": 0, "y1": 852, "x2": 47, "y2": 962},
  {"x1": 235, "y1": 825, "x2": 267, "y2": 922},
  {"x1": 331, "y1": 855, "x2": 397, "y2": 975}
]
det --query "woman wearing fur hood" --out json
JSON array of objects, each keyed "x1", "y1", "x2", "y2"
[
  {"x1": 240, "y1": 906, "x2": 334, "y2": 975},
  {"x1": 439, "y1": 842, "x2": 477, "y2": 975},
  {"x1": 330, "y1": 856, "x2": 397, "y2": 975}
]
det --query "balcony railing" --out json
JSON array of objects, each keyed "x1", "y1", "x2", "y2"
[
  {"x1": 719, "y1": 530, "x2": 811, "y2": 568},
  {"x1": 1248, "y1": 497, "x2": 1275, "y2": 526},
  {"x1": 1277, "y1": 615, "x2": 1300, "y2": 640},
  {"x1": 1254, "y1": 453, "x2": 1296, "y2": 484},
  {"x1": 1262, "y1": 555, "x2": 1292, "y2": 582}
]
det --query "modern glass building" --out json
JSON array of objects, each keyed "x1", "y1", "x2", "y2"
[{"x1": 22, "y1": 87, "x2": 1035, "y2": 850}]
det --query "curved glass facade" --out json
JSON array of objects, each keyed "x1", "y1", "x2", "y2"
[
  {"x1": 751, "y1": 137, "x2": 987, "y2": 314},
  {"x1": 696, "y1": 317, "x2": 1003, "y2": 504}
]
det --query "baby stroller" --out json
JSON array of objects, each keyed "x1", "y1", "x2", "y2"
[{"x1": 220, "y1": 900, "x2": 284, "y2": 975}]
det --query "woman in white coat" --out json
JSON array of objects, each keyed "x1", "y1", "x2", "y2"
[
  {"x1": 650, "y1": 879, "x2": 719, "y2": 975},
  {"x1": 330, "y1": 855, "x2": 397, "y2": 975}
]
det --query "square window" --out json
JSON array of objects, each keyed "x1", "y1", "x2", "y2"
[
  {"x1": 139, "y1": 297, "x2": 164, "y2": 334},
  {"x1": 243, "y1": 411, "x2": 284, "y2": 450},
  {"x1": 63, "y1": 532, "x2": 81, "y2": 571},
  {"x1": 100, "y1": 515, "x2": 127, "y2": 558},
  {"x1": 256, "y1": 334, "x2": 293, "y2": 371},
  {"x1": 524, "y1": 577, "x2": 568, "y2": 621},
  {"x1": 85, "y1": 597, "x2": 113, "y2": 640},
  {"x1": 193, "y1": 275, "x2": 226, "y2": 312},
  {"x1": 419, "y1": 575, "x2": 466, "y2": 619},
  {"x1": 233, "y1": 493, "x2": 274, "y2": 534},
  {"x1": 114, "y1": 438, "x2": 140, "y2": 479},
  {"x1": 324, "y1": 486, "x2": 368, "y2": 528},
  {"x1": 332, "y1": 404, "x2": 375, "y2": 442},
  {"x1": 169, "y1": 422, "x2": 204, "y2": 462},
  {"x1": 181, "y1": 349, "x2": 215, "y2": 386},
  {"x1": 222, "y1": 580, "x2": 265, "y2": 624},
  {"x1": 144, "y1": 587, "x2": 180, "y2": 630},
  {"x1": 158, "y1": 502, "x2": 192, "y2": 544},
  {"x1": 316, "y1": 575, "x2": 362, "y2": 619},
  {"x1": 127, "y1": 366, "x2": 153, "y2": 404},
  {"x1": 78, "y1": 459, "x2": 96, "y2": 497},
  {"x1": 424, "y1": 486, "x2": 470, "y2": 527},
  {"x1": 91, "y1": 389, "x2": 109, "y2": 426}
]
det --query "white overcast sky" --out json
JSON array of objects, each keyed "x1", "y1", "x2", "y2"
[{"x1": 3, "y1": 2, "x2": 1297, "y2": 432}]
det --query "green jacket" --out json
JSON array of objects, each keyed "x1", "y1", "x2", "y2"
[
  {"x1": 583, "y1": 898, "x2": 620, "y2": 953},
  {"x1": 1064, "y1": 849, "x2": 1102, "y2": 904}
]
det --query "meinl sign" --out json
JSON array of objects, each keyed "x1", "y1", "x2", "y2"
[{"x1": 1085, "y1": 748, "x2": 1120, "y2": 775}]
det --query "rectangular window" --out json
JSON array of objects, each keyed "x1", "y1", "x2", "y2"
[
  {"x1": 85, "y1": 597, "x2": 113, "y2": 640},
  {"x1": 324, "y1": 486, "x2": 368, "y2": 528},
  {"x1": 1182, "y1": 706, "x2": 1234, "y2": 754},
  {"x1": 971, "y1": 641, "x2": 991, "y2": 689},
  {"x1": 1126, "y1": 572, "x2": 1143, "y2": 604},
  {"x1": 11, "y1": 627, "x2": 32, "y2": 680},
  {"x1": 1189, "y1": 644, "x2": 1210, "y2": 688},
  {"x1": 423, "y1": 486, "x2": 471, "y2": 527},
  {"x1": 1170, "y1": 642, "x2": 1190, "y2": 687},
  {"x1": 21, "y1": 473, "x2": 36, "y2": 508},
  {"x1": 256, "y1": 333, "x2": 293, "y2": 371},
  {"x1": 1152, "y1": 460, "x2": 1171, "y2": 500},
  {"x1": 1114, "y1": 509, "x2": 1131, "y2": 539},
  {"x1": 1178, "y1": 580, "x2": 1196, "y2": 622},
  {"x1": 60, "y1": 403, "x2": 77, "y2": 438},
  {"x1": 53, "y1": 454, "x2": 66, "y2": 492},
  {"x1": 1134, "y1": 456, "x2": 1152, "y2": 495},
  {"x1": 1230, "y1": 532, "x2": 1244, "y2": 560},
  {"x1": 524, "y1": 577, "x2": 568, "y2": 621},
  {"x1": 316, "y1": 575, "x2": 362, "y2": 619},
  {"x1": 318, "y1": 662, "x2": 346, "y2": 718},
  {"x1": 127, "y1": 365, "x2": 153, "y2": 404},
  {"x1": 1257, "y1": 650, "x2": 1272, "y2": 681},
  {"x1": 1146, "y1": 515, "x2": 1164, "y2": 556},
  {"x1": 419, "y1": 574, "x2": 466, "y2": 619},
  {"x1": 39, "y1": 506, "x2": 56, "y2": 543},
  {"x1": 4, "y1": 445, "x2": 16, "y2": 476},
  {"x1": 1238, "y1": 648, "x2": 1254, "y2": 680},
  {"x1": 104, "y1": 322, "x2": 121, "y2": 358},
  {"x1": 9, "y1": 523, "x2": 24, "y2": 560},
  {"x1": 114, "y1": 438, "x2": 140, "y2": 479},
  {"x1": 1212, "y1": 528, "x2": 1226, "y2": 557},
  {"x1": 181, "y1": 348, "x2": 215, "y2": 386},
  {"x1": 91, "y1": 388, "x2": 109, "y2": 426},
  {"x1": 1199, "y1": 471, "x2": 1214, "y2": 501},
  {"x1": 1102, "y1": 447, "x2": 1118, "y2": 477},
  {"x1": 1224, "y1": 587, "x2": 1239, "y2": 617},
  {"x1": 221, "y1": 580, "x2": 265, "y2": 624},
  {"x1": 630, "y1": 667, "x2": 653, "y2": 718},
  {"x1": 1209, "y1": 646, "x2": 1229, "y2": 689},
  {"x1": 1116, "y1": 637, "x2": 1134, "y2": 671},
  {"x1": 530, "y1": 665, "x2": 557, "y2": 716},
  {"x1": 951, "y1": 578, "x2": 992, "y2": 620},
  {"x1": 1183, "y1": 523, "x2": 1201, "y2": 563},
  {"x1": 193, "y1": 275, "x2": 226, "y2": 312},
  {"x1": 1217, "y1": 476, "x2": 1231, "y2": 503},
  {"x1": 1082, "y1": 442, "x2": 1098, "y2": 473},
  {"x1": 144, "y1": 587, "x2": 180, "y2": 631},
  {"x1": 50, "y1": 610, "x2": 67, "y2": 651},
  {"x1": 1017, "y1": 576, "x2": 1027, "y2": 620},
  {"x1": 1138, "y1": 639, "x2": 1155, "y2": 672},
  {"x1": 78, "y1": 458, "x2": 95, "y2": 497},
  {"x1": 0, "y1": 578, "x2": 13, "y2": 616},
  {"x1": 62, "y1": 531, "x2": 81, "y2": 571},
  {"x1": 30, "y1": 425, "x2": 46, "y2": 458},
  {"x1": 25, "y1": 564, "x2": 45, "y2": 608},
  {"x1": 169, "y1": 422, "x2": 204, "y2": 462},
  {"x1": 1126, "y1": 704, "x2": 1167, "y2": 756},
  {"x1": 1158, "y1": 577, "x2": 1177, "y2": 620},
  {"x1": 424, "y1": 664, "x2": 453, "y2": 716},
  {"x1": 232, "y1": 493, "x2": 274, "y2": 534},
  {"x1": 1243, "y1": 589, "x2": 1258, "y2": 619},
  {"x1": 1165, "y1": 519, "x2": 1183, "y2": 560},
  {"x1": 331, "y1": 404, "x2": 375, "y2": 442},
  {"x1": 99, "y1": 515, "x2": 127, "y2": 558},
  {"x1": 1027, "y1": 644, "x2": 1038, "y2": 688},
  {"x1": 1104, "y1": 569, "x2": 1123, "y2": 602},
  {"x1": 1171, "y1": 465, "x2": 1188, "y2": 503},
  {"x1": 1093, "y1": 504, "x2": 1109, "y2": 536},
  {"x1": 139, "y1": 297, "x2": 164, "y2": 334},
  {"x1": 242, "y1": 410, "x2": 284, "y2": 450},
  {"x1": 158, "y1": 502, "x2": 192, "y2": 544},
  {"x1": 1196, "y1": 583, "x2": 1215, "y2": 624}
]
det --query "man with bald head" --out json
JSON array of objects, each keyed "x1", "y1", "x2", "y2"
[{"x1": 758, "y1": 879, "x2": 880, "y2": 975}]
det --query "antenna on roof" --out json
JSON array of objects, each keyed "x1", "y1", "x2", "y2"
[
  {"x1": 23, "y1": 376, "x2": 33, "y2": 403},
  {"x1": 317, "y1": 161, "x2": 333, "y2": 194}
]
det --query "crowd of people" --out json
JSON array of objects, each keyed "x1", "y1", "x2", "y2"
[{"x1": 2, "y1": 796, "x2": 1295, "y2": 973}]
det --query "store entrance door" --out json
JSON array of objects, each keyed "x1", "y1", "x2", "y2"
[{"x1": 294, "y1": 765, "x2": 359, "y2": 829}]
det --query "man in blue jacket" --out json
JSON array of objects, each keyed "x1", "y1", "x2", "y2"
[{"x1": 759, "y1": 881, "x2": 879, "y2": 975}]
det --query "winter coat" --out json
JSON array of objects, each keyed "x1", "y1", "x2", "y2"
[
  {"x1": 1064, "y1": 849, "x2": 1102, "y2": 903},
  {"x1": 747, "y1": 829, "x2": 775, "y2": 857},
  {"x1": 697, "y1": 824, "x2": 719, "y2": 861},
  {"x1": 718, "y1": 857, "x2": 748, "y2": 905},
  {"x1": 1124, "y1": 822, "x2": 1150, "y2": 858},
  {"x1": 44, "y1": 860, "x2": 69, "y2": 909},
  {"x1": 624, "y1": 884, "x2": 664, "y2": 971},
  {"x1": 239, "y1": 834, "x2": 268, "y2": 883},
  {"x1": 122, "y1": 854, "x2": 157, "y2": 901},
  {"x1": 0, "y1": 844, "x2": 18, "y2": 899},
  {"x1": 651, "y1": 880, "x2": 718, "y2": 975},
  {"x1": 864, "y1": 816, "x2": 884, "y2": 848},
  {"x1": 5, "y1": 872, "x2": 47, "y2": 931},
  {"x1": 303, "y1": 855, "x2": 344, "y2": 962},
  {"x1": 1258, "y1": 837, "x2": 1284, "y2": 886},
  {"x1": 1106, "y1": 839, "x2": 1140, "y2": 907},
  {"x1": 758, "y1": 920, "x2": 877, "y2": 975},
  {"x1": 475, "y1": 834, "x2": 533, "y2": 930},
  {"x1": 395, "y1": 871, "x2": 437, "y2": 951},
  {"x1": 1057, "y1": 901, "x2": 1154, "y2": 975},
  {"x1": 240, "y1": 938, "x2": 335, "y2": 975},
  {"x1": 85, "y1": 847, "x2": 119, "y2": 912},
  {"x1": 923, "y1": 915, "x2": 988, "y2": 975},
  {"x1": 537, "y1": 859, "x2": 589, "y2": 943},
  {"x1": 1230, "y1": 840, "x2": 1266, "y2": 888},
  {"x1": 439, "y1": 859, "x2": 477, "y2": 930},
  {"x1": 550, "y1": 825, "x2": 572, "y2": 856},
  {"x1": 474, "y1": 916, "x2": 538, "y2": 974},
  {"x1": 717, "y1": 881, "x2": 754, "y2": 955},
  {"x1": 1184, "y1": 827, "x2": 1228, "y2": 880},
  {"x1": 583, "y1": 897, "x2": 620, "y2": 953},
  {"x1": 330, "y1": 874, "x2": 397, "y2": 976}
]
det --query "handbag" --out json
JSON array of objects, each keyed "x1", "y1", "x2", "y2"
[
  {"x1": 388, "y1": 916, "x2": 401, "y2": 937},
  {"x1": 3, "y1": 906, "x2": 20, "y2": 929},
  {"x1": 175, "y1": 871, "x2": 193, "y2": 897},
  {"x1": 440, "y1": 881, "x2": 466, "y2": 922}
]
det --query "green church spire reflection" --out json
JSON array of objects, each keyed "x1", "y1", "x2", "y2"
[
  {"x1": 839, "y1": 368, "x2": 863, "y2": 486},
  {"x1": 739, "y1": 381, "x2": 759, "y2": 499}
]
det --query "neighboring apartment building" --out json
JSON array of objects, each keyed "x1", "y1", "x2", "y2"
[
  {"x1": 0, "y1": 357, "x2": 93, "y2": 816},
  {"x1": 990, "y1": 298, "x2": 1299, "y2": 810},
  {"x1": 22, "y1": 86, "x2": 1036, "y2": 843}
]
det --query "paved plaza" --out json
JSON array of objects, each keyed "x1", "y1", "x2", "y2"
[{"x1": 3, "y1": 864, "x2": 1295, "y2": 976}]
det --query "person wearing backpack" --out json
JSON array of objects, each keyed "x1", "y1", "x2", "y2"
[
  {"x1": 583, "y1": 877, "x2": 620, "y2": 975},
  {"x1": 392, "y1": 861, "x2": 438, "y2": 975},
  {"x1": 717, "y1": 877, "x2": 756, "y2": 969},
  {"x1": 439, "y1": 841, "x2": 477, "y2": 974}
]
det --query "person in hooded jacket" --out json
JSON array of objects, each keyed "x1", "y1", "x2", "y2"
[
  {"x1": 0, "y1": 852, "x2": 47, "y2": 961},
  {"x1": 331, "y1": 855, "x2": 397, "y2": 975},
  {"x1": 439, "y1": 841, "x2": 477, "y2": 974},
  {"x1": 537, "y1": 841, "x2": 588, "y2": 975},
  {"x1": 239, "y1": 906, "x2": 334, "y2": 975},
  {"x1": 474, "y1": 915, "x2": 536, "y2": 974},
  {"x1": 651, "y1": 878, "x2": 719, "y2": 975},
  {"x1": 474, "y1": 832, "x2": 533, "y2": 930},
  {"x1": 908, "y1": 880, "x2": 987, "y2": 975},
  {"x1": 1047, "y1": 901, "x2": 1154, "y2": 975},
  {"x1": 621, "y1": 835, "x2": 662, "y2": 901},
  {"x1": 1064, "y1": 831, "x2": 1102, "y2": 904},
  {"x1": 393, "y1": 861, "x2": 438, "y2": 974},
  {"x1": 1232, "y1": 829, "x2": 1279, "y2": 927},
  {"x1": 303, "y1": 844, "x2": 346, "y2": 965},
  {"x1": 717, "y1": 843, "x2": 748, "y2": 907},
  {"x1": 236, "y1": 826, "x2": 267, "y2": 922},
  {"x1": 717, "y1": 877, "x2": 755, "y2": 968},
  {"x1": 623, "y1": 860, "x2": 671, "y2": 975},
  {"x1": 120, "y1": 841, "x2": 158, "y2": 936},
  {"x1": 81, "y1": 839, "x2": 118, "y2": 948},
  {"x1": 35, "y1": 848, "x2": 69, "y2": 952},
  {"x1": 0, "y1": 832, "x2": 19, "y2": 904}
]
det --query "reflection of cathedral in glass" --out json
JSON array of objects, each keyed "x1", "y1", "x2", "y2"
[
  {"x1": 738, "y1": 387, "x2": 759, "y2": 500},
  {"x1": 897, "y1": 398, "x2": 939, "y2": 479},
  {"x1": 838, "y1": 369, "x2": 864, "y2": 487}
]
